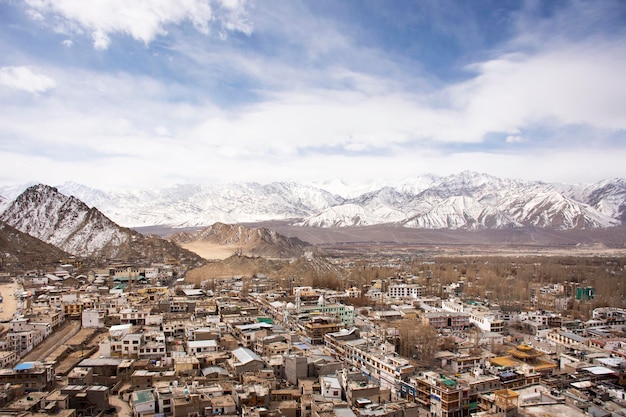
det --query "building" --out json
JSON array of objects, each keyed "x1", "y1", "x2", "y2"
[
  {"x1": 304, "y1": 317, "x2": 343, "y2": 345},
  {"x1": 130, "y1": 389, "x2": 156, "y2": 416},
  {"x1": 387, "y1": 284, "x2": 425, "y2": 300},
  {"x1": 423, "y1": 312, "x2": 470, "y2": 331},
  {"x1": 0, "y1": 362, "x2": 55, "y2": 392},
  {"x1": 228, "y1": 347, "x2": 265, "y2": 376}
]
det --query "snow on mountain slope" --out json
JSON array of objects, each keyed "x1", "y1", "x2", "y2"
[
  {"x1": 579, "y1": 178, "x2": 626, "y2": 222},
  {"x1": 506, "y1": 190, "x2": 618, "y2": 229},
  {"x1": 0, "y1": 183, "x2": 33, "y2": 214},
  {"x1": 58, "y1": 181, "x2": 343, "y2": 228},
  {"x1": 1, "y1": 171, "x2": 623, "y2": 231},
  {"x1": 0, "y1": 185, "x2": 205, "y2": 264},
  {"x1": 402, "y1": 195, "x2": 520, "y2": 229},
  {"x1": 0, "y1": 184, "x2": 132, "y2": 256},
  {"x1": 297, "y1": 204, "x2": 374, "y2": 227},
  {"x1": 298, "y1": 172, "x2": 619, "y2": 230}
]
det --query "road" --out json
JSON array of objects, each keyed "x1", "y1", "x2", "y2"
[
  {"x1": 21, "y1": 320, "x2": 81, "y2": 362},
  {"x1": 109, "y1": 393, "x2": 132, "y2": 416}
]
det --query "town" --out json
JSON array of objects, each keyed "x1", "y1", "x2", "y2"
[{"x1": 0, "y1": 252, "x2": 624, "y2": 417}]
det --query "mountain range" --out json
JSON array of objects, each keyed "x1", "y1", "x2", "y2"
[{"x1": 1, "y1": 171, "x2": 624, "y2": 231}]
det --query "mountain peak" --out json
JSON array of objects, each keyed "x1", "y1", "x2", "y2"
[{"x1": 0, "y1": 185, "x2": 205, "y2": 265}]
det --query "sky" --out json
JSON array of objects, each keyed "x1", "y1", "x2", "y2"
[{"x1": 1, "y1": 0, "x2": 625, "y2": 191}]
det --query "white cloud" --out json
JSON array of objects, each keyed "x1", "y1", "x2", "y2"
[
  {"x1": 451, "y1": 42, "x2": 626, "y2": 139},
  {"x1": 3, "y1": 1, "x2": 626, "y2": 188},
  {"x1": 0, "y1": 66, "x2": 56, "y2": 94},
  {"x1": 505, "y1": 135, "x2": 524, "y2": 144},
  {"x1": 155, "y1": 126, "x2": 170, "y2": 136},
  {"x1": 92, "y1": 29, "x2": 110, "y2": 51},
  {"x1": 24, "y1": 0, "x2": 252, "y2": 50},
  {"x1": 61, "y1": 39, "x2": 74, "y2": 47}
]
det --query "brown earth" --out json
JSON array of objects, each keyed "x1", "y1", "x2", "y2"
[{"x1": 0, "y1": 280, "x2": 21, "y2": 322}]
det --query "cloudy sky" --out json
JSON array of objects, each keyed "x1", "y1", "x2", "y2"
[{"x1": 1, "y1": 0, "x2": 625, "y2": 190}]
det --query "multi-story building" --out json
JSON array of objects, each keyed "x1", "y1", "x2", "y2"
[
  {"x1": 6, "y1": 331, "x2": 43, "y2": 357},
  {"x1": 387, "y1": 284, "x2": 425, "y2": 300},
  {"x1": 412, "y1": 371, "x2": 471, "y2": 417},
  {"x1": 0, "y1": 351, "x2": 18, "y2": 369},
  {"x1": 546, "y1": 331, "x2": 588, "y2": 347},
  {"x1": 423, "y1": 312, "x2": 470, "y2": 331},
  {"x1": 186, "y1": 340, "x2": 219, "y2": 355},
  {"x1": 469, "y1": 311, "x2": 504, "y2": 333},
  {"x1": 110, "y1": 333, "x2": 143, "y2": 358},
  {"x1": 0, "y1": 362, "x2": 55, "y2": 392},
  {"x1": 304, "y1": 317, "x2": 343, "y2": 345},
  {"x1": 341, "y1": 340, "x2": 415, "y2": 397}
]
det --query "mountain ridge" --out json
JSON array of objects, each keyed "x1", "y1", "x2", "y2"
[
  {"x1": 0, "y1": 171, "x2": 624, "y2": 231},
  {"x1": 0, "y1": 185, "x2": 205, "y2": 266},
  {"x1": 0, "y1": 220, "x2": 71, "y2": 272},
  {"x1": 168, "y1": 222, "x2": 315, "y2": 259}
]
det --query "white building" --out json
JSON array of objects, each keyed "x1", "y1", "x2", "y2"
[
  {"x1": 186, "y1": 340, "x2": 218, "y2": 355},
  {"x1": 320, "y1": 375, "x2": 342, "y2": 400},
  {"x1": 387, "y1": 284, "x2": 425, "y2": 299},
  {"x1": 82, "y1": 309, "x2": 105, "y2": 328}
]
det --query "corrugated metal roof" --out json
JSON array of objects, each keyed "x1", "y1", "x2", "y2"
[{"x1": 232, "y1": 347, "x2": 262, "y2": 364}]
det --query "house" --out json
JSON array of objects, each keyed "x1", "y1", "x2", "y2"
[
  {"x1": 186, "y1": 340, "x2": 218, "y2": 355},
  {"x1": 228, "y1": 347, "x2": 265, "y2": 376},
  {"x1": 130, "y1": 389, "x2": 156, "y2": 416},
  {"x1": 320, "y1": 375, "x2": 342, "y2": 400}
]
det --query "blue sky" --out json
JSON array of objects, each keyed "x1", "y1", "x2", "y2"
[{"x1": 1, "y1": 0, "x2": 625, "y2": 190}]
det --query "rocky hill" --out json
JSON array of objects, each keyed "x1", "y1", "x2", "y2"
[
  {"x1": 0, "y1": 221, "x2": 70, "y2": 272},
  {"x1": 0, "y1": 185, "x2": 205, "y2": 266},
  {"x1": 169, "y1": 222, "x2": 315, "y2": 259}
]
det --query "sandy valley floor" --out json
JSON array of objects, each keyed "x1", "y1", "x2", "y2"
[{"x1": 0, "y1": 280, "x2": 22, "y2": 322}]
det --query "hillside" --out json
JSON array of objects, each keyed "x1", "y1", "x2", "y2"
[
  {"x1": 168, "y1": 222, "x2": 315, "y2": 259},
  {"x1": 0, "y1": 221, "x2": 70, "y2": 273},
  {"x1": 0, "y1": 185, "x2": 205, "y2": 267},
  {"x1": 185, "y1": 253, "x2": 339, "y2": 287}
]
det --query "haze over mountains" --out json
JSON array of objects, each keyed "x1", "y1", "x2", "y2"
[{"x1": 1, "y1": 171, "x2": 624, "y2": 231}]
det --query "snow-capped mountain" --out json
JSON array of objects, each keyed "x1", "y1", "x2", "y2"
[
  {"x1": 1, "y1": 171, "x2": 624, "y2": 231},
  {"x1": 301, "y1": 172, "x2": 620, "y2": 230},
  {"x1": 0, "y1": 185, "x2": 204, "y2": 263},
  {"x1": 578, "y1": 178, "x2": 626, "y2": 222},
  {"x1": 0, "y1": 194, "x2": 7, "y2": 215},
  {"x1": 55, "y1": 182, "x2": 343, "y2": 228}
]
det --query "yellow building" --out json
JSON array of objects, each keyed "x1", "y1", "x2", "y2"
[{"x1": 490, "y1": 344, "x2": 557, "y2": 375}]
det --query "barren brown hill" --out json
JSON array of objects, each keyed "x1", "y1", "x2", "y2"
[
  {"x1": 0, "y1": 221, "x2": 70, "y2": 272},
  {"x1": 169, "y1": 222, "x2": 315, "y2": 260}
]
